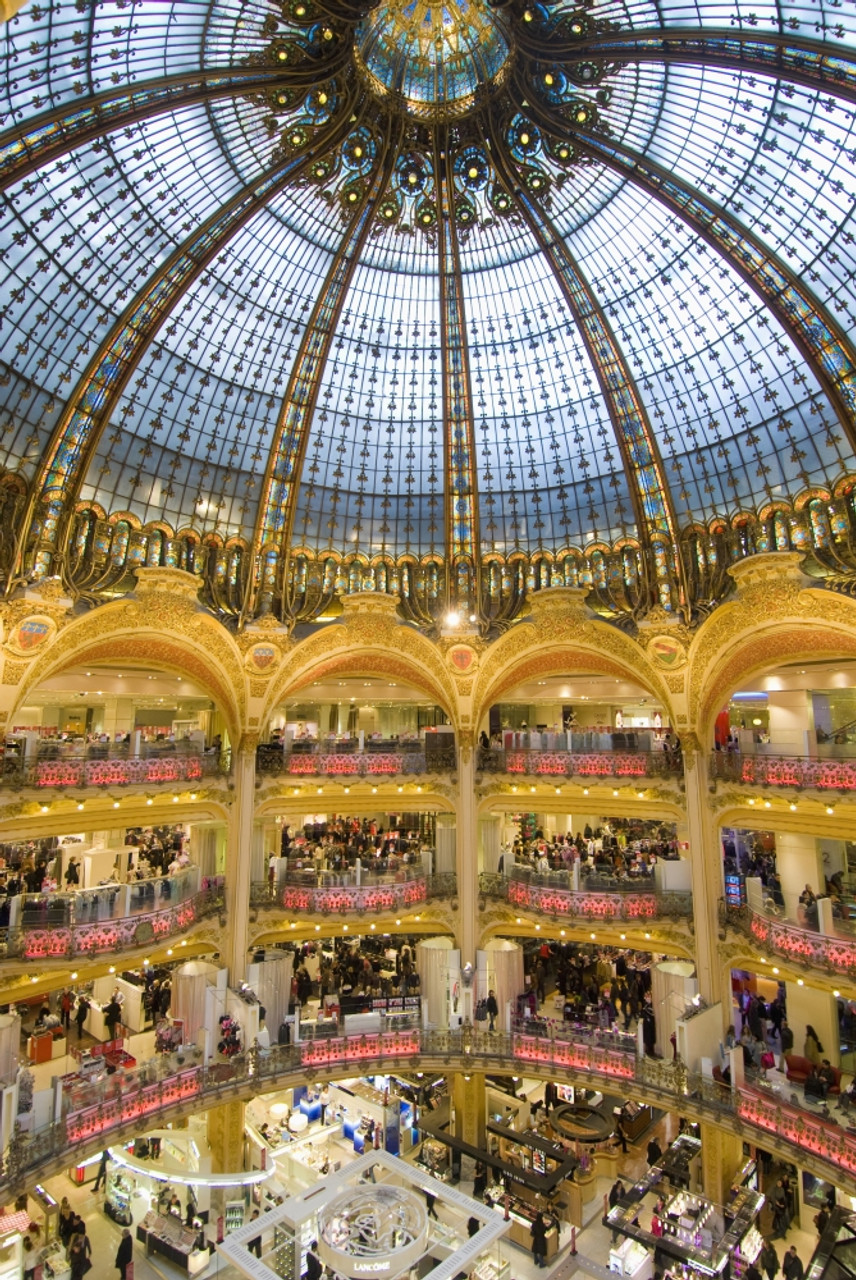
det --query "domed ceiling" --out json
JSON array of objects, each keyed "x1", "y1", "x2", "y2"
[{"x1": 0, "y1": 0, "x2": 855, "y2": 630}]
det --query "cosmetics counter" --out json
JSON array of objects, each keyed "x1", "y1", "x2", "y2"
[
  {"x1": 604, "y1": 1137, "x2": 765, "y2": 1279},
  {"x1": 483, "y1": 1188, "x2": 560, "y2": 1258},
  {"x1": 39, "y1": 1239, "x2": 71, "y2": 1280},
  {"x1": 136, "y1": 1210, "x2": 209, "y2": 1276}
]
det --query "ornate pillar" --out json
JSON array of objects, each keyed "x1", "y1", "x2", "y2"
[
  {"x1": 456, "y1": 739, "x2": 478, "y2": 967},
  {"x1": 479, "y1": 816, "x2": 501, "y2": 873},
  {"x1": 452, "y1": 1073, "x2": 486, "y2": 1149},
  {"x1": 699, "y1": 1122, "x2": 743, "y2": 1204},
  {"x1": 680, "y1": 735, "x2": 723, "y2": 1008},
  {"x1": 224, "y1": 739, "x2": 256, "y2": 982},
  {"x1": 207, "y1": 1100, "x2": 246, "y2": 1172}
]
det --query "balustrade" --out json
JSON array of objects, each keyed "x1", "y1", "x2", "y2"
[
  {"x1": 250, "y1": 874, "x2": 428, "y2": 915},
  {"x1": 711, "y1": 751, "x2": 856, "y2": 792},
  {"x1": 477, "y1": 747, "x2": 682, "y2": 779},
  {"x1": 723, "y1": 899, "x2": 856, "y2": 981},
  {"x1": 4, "y1": 1025, "x2": 852, "y2": 1200},
  {"x1": 0, "y1": 752, "x2": 228, "y2": 790},
  {"x1": 259, "y1": 746, "x2": 457, "y2": 778},
  {"x1": 477, "y1": 872, "x2": 691, "y2": 922},
  {"x1": 0, "y1": 882, "x2": 224, "y2": 960}
]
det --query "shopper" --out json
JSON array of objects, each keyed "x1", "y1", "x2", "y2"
[
  {"x1": 760, "y1": 1240, "x2": 780, "y2": 1280},
  {"x1": 530, "y1": 1211, "x2": 548, "y2": 1269},
  {"x1": 320, "y1": 1084, "x2": 330, "y2": 1126},
  {"x1": 68, "y1": 1233, "x2": 92, "y2": 1280},
  {"x1": 485, "y1": 990, "x2": 498, "y2": 1033},
  {"x1": 93, "y1": 1149, "x2": 110, "y2": 1192},
  {"x1": 23, "y1": 1236, "x2": 37, "y2": 1280},
  {"x1": 647, "y1": 1136, "x2": 662, "y2": 1167},
  {"x1": 609, "y1": 1180, "x2": 625, "y2": 1243},
  {"x1": 770, "y1": 1180, "x2": 791, "y2": 1239},
  {"x1": 115, "y1": 1228, "x2": 133, "y2": 1280},
  {"x1": 306, "y1": 1243, "x2": 323, "y2": 1280},
  {"x1": 424, "y1": 1190, "x2": 439, "y2": 1220},
  {"x1": 614, "y1": 1116, "x2": 628, "y2": 1154},
  {"x1": 74, "y1": 994, "x2": 89, "y2": 1037},
  {"x1": 783, "y1": 1249, "x2": 804, "y2": 1280},
  {"x1": 804, "y1": 1025, "x2": 824, "y2": 1066},
  {"x1": 472, "y1": 1160, "x2": 487, "y2": 1199},
  {"x1": 60, "y1": 988, "x2": 73, "y2": 1032},
  {"x1": 58, "y1": 1198, "x2": 74, "y2": 1246},
  {"x1": 248, "y1": 1210, "x2": 262, "y2": 1258}
]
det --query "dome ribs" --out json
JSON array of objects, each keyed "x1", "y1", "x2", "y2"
[
  {"x1": 436, "y1": 128, "x2": 481, "y2": 623},
  {"x1": 241, "y1": 117, "x2": 406, "y2": 625},
  {"x1": 566, "y1": 127, "x2": 856, "y2": 461},
  {"x1": 10, "y1": 95, "x2": 360, "y2": 595},
  {"x1": 487, "y1": 141, "x2": 689, "y2": 620}
]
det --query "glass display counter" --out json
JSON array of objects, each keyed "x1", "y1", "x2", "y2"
[
  {"x1": 483, "y1": 1191, "x2": 559, "y2": 1258},
  {"x1": 40, "y1": 1239, "x2": 71, "y2": 1280},
  {"x1": 136, "y1": 1210, "x2": 209, "y2": 1275},
  {"x1": 610, "y1": 1238, "x2": 654, "y2": 1280}
]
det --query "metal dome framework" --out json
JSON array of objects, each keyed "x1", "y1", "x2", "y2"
[{"x1": 0, "y1": 0, "x2": 856, "y2": 633}]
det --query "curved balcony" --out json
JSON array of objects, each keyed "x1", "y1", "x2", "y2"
[
  {"x1": 710, "y1": 751, "x2": 856, "y2": 793},
  {"x1": 0, "y1": 750, "x2": 228, "y2": 791},
  {"x1": 259, "y1": 743, "x2": 457, "y2": 778},
  {"x1": 479, "y1": 871, "x2": 692, "y2": 923},
  {"x1": 250, "y1": 871, "x2": 428, "y2": 915},
  {"x1": 6, "y1": 1026, "x2": 856, "y2": 1203},
  {"x1": 0, "y1": 880, "x2": 225, "y2": 960},
  {"x1": 477, "y1": 747, "x2": 683, "y2": 781},
  {"x1": 723, "y1": 899, "x2": 856, "y2": 981}
]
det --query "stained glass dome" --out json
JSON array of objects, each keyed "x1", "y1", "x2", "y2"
[
  {"x1": 0, "y1": 0, "x2": 855, "y2": 629},
  {"x1": 356, "y1": 0, "x2": 511, "y2": 118}
]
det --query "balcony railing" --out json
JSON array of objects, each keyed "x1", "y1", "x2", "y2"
[
  {"x1": 476, "y1": 747, "x2": 682, "y2": 780},
  {"x1": 477, "y1": 872, "x2": 692, "y2": 922},
  {"x1": 5, "y1": 1026, "x2": 856, "y2": 1201},
  {"x1": 711, "y1": 751, "x2": 856, "y2": 792},
  {"x1": 0, "y1": 751, "x2": 228, "y2": 790},
  {"x1": 507, "y1": 876, "x2": 691, "y2": 922},
  {"x1": 259, "y1": 745, "x2": 457, "y2": 778},
  {"x1": 0, "y1": 882, "x2": 224, "y2": 960},
  {"x1": 250, "y1": 873, "x2": 428, "y2": 915},
  {"x1": 723, "y1": 899, "x2": 856, "y2": 981}
]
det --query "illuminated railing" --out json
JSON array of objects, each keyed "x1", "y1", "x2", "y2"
[
  {"x1": 7, "y1": 1026, "x2": 856, "y2": 1200},
  {"x1": 0, "y1": 752, "x2": 228, "y2": 790},
  {"x1": 507, "y1": 878, "x2": 692, "y2": 922},
  {"x1": 723, "y1": 900, "x2": 856, "y2": 980},
  {"x1": 477, "y1": 747, "x2": 682, "y2": 779},
  {"x1": 260, "y1": 747, "x2": 457, "y2": 777},
  {"x1": 249, "y1": 874, "x2": 428, "y2": 915},
  {"x1": 0, "y1": 883, "x2": 224, "y2": 960},
  {"x1": 710, "y1": 751, "x2": 856, "y2": 792},
  {"x1": 477, "y1": 872, "x2": 692, "y2": 922}
]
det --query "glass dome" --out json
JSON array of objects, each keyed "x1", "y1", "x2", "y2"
[
  {"x1": 356, "y1": 0, "x2": 511, "y2": 119},
  {"x1": 0, "y1": 0, "x2": 854, "y2": 628}
]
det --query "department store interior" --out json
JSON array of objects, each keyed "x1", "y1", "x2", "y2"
[{"x1": 2, "y1": 0, "x2": 856, "y2": 1277}]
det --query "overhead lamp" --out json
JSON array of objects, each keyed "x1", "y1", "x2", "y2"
[{"x1": 445, "y1": 611, "x2": 460, "y2": 627}]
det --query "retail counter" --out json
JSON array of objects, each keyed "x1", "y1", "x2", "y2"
[
  {"x1": 137, "y1": 1210, "x2": 209, "y2": 1276},
  {"x1": 484, "y1": 1192, "x2": 559, "y2": 1258}
]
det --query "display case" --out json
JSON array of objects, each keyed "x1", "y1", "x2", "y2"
[
  {"x1": 484, "y1": 1192, "x2": 559, "y2": 1258},
  {"x1": 225, "y1": 1201, "x2": 245, "y2": 1234},
  {"x1": 609, "y1": 1238, "x2": 654, "y2": 1280},
  {"x1": 40, "y1": 1239, "x2": 71, "y2": 1280},
  {"x1": 472, "y1": 1257, "x2": 511, "y2": 1280},
  {"x1": 136, "y1": 1210, "x2": 208, "y2": 1276},
  {"x1": 105, "y1": 1171, "x2": 133, "y2": 1225},
  {"x1": 418, "y1": 1138, "x2": 450, "y2": 1181}
]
